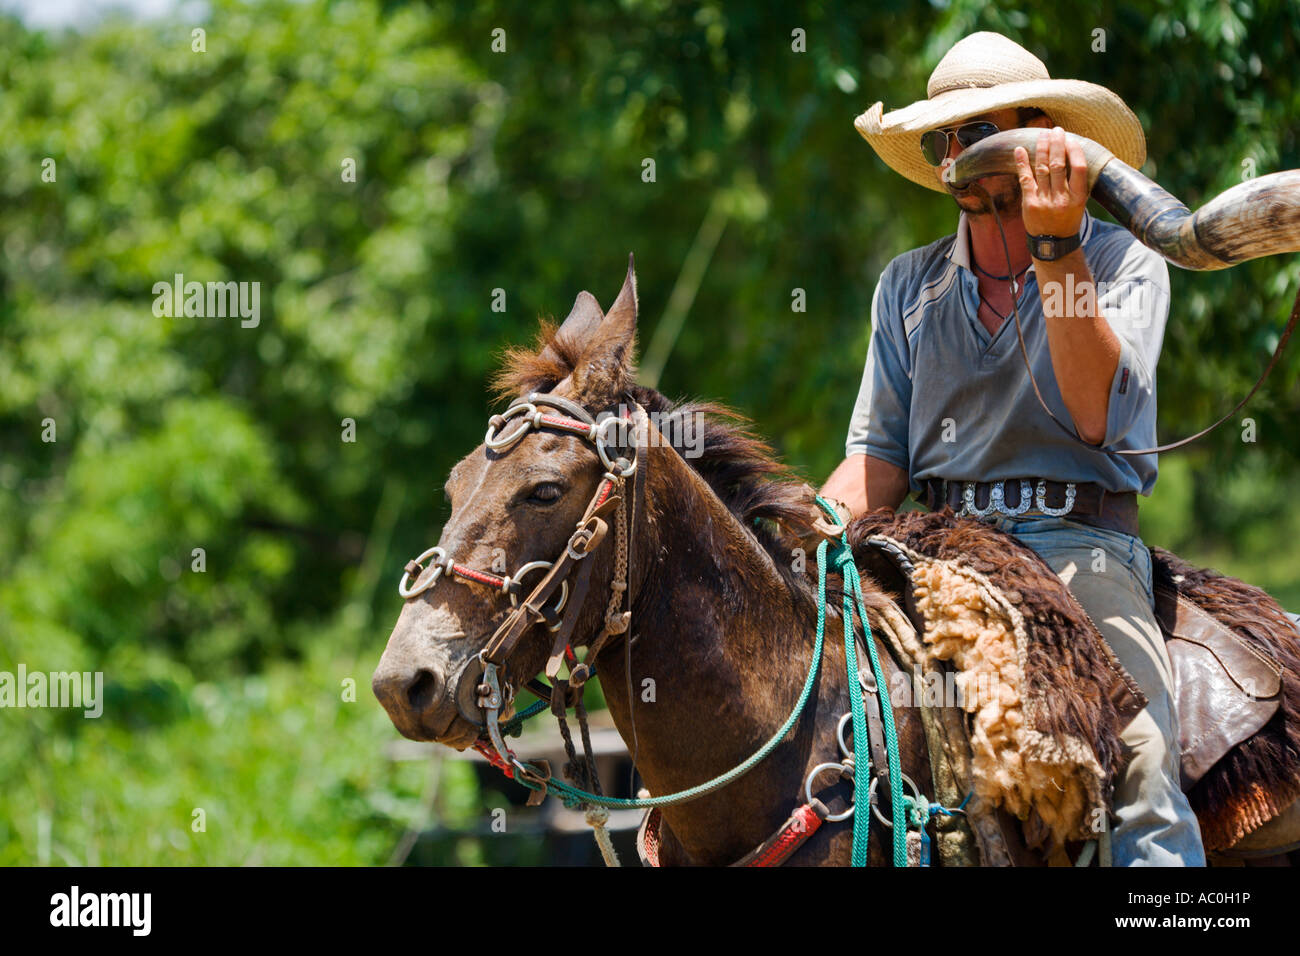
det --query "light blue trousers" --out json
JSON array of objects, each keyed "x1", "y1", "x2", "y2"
[{"x1": 987, "y1": 514, "x2": 1207, "y2": 867}]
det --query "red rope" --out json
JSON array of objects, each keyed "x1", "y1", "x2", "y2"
[
  {"x1": 538, "y1": 414, "x2": 591, "y2": 434},
  {"x1": 745, "y1": 805, "x2": 823, "y2": 867},
  {"x1": 452, "y1": 565, "x2": 507, "y2": 588},
  {"x1": 474, "y1": 740, "x2": 515, "y2": 778},
  {"x1": 638, "y1": 804, "x2": 822, "y2": 867},
  {"x1": 594, "y1": 477, "x2": 614, "y2": 507}
]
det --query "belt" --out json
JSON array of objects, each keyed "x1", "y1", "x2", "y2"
[{"x1": 917, "y1": 478, "x2": 1140, "y2": 537}]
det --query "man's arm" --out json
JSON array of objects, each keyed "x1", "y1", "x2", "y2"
[
  {"x1": 821, "y1": 452, "x2": 910, "y2": 517},
  {"x1": 1017, "y1": 128, "x2": 1119, "y2": 445},
  {"x1": 835, "y1": 262, "x2": 913, "y2": 517},
  {"x1": 1032, "y1": 249, "x2": 1119, "y2": 444}
]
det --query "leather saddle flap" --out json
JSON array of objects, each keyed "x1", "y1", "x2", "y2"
[{"x1": 1154, "y1": 582, "x2": 1282, "y2": 790}]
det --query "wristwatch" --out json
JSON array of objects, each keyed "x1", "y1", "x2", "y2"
[{"x1": 1026, "y1": 232, "x2": 1082, "y2": 261}]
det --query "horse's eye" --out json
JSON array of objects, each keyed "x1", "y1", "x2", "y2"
[{"x1": 528, "y1": 482, "x2": 563, "y2": 504}]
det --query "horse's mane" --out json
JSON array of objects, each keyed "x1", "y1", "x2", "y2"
[{"x1": 493, "y1": 320, "x2": 829, "y2": 603}]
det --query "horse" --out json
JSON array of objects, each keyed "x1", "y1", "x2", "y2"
[{"x1": 371, "y1": 256, "x2": 1300, "y2": 865}]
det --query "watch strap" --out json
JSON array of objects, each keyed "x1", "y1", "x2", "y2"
[{"x1": 1026, "y1": 232, "x2": 1082, "y2": 261}]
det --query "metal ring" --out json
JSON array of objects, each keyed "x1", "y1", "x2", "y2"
[
  {"x1": 566, "y1": 528, "x2": 595, "y2": 561},
  {"x1": 595, "y1": 416, "x2": 638, "y2": 477},
  {"x1": 867, "y1": 772, "x2": 925, "y2": 829},
  {"x1": 484, "y1": 402, "x2": 537, "y2": 449},
  {"x1": 836, "y1": 711, "x2": 855, "y2": 761},
  {"x1": 508, "y1": 561, "x2": 569, "y2": 616},
  {"x1": 804, "y1": 762, "x2": 856, "y2": 822},
  {"x1": 398, "y1": 547, "x2": 447, "y2": 598}
]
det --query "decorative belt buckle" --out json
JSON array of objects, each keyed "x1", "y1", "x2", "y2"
[
  {"x1": 991, "y1": 479, "x2": 1034, "y2": 516},
  {"x1": 1035, "y1": 480, "x2": 1076, "y2": 517},
  {"x1": 961, "y1": 481, "x2": 997, "y2": 517}
]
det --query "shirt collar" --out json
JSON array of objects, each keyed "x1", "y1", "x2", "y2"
[{"x1": 948, "y1": 210, "x2": 1095, "y2": 275}]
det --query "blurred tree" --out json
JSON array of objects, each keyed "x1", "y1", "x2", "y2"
[{"x1": 1, "y1": 0, "x2": 1299, "y2": 864}]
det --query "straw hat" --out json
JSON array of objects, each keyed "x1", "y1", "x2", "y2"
[{"x1": 854, "y1": 32, "x2": 1146, "y2": 193}]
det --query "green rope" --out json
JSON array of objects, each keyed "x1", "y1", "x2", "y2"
[
  {"x1": 815, "y1": 495, "x2": 908, "y2": 866},
  {"x1": 517, "y1": 591, "x2": 827, "y2": 811},
  {"x1": 500, "y1": 699, "x2": 548, "y2": 738},
  {"x1": 834, "y1": 540, "x2": 872, "y2": 866}
]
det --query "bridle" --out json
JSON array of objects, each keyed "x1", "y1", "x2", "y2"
[{"x1": 396, "y1": 390, "x2": 647, "y2": 792}]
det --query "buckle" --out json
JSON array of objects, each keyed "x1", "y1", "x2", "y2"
[
  {"x1": 1035, "y1": 480, "x2": 1077, "y2": 517},
  {"x1": 961, "y1": 481, "x2": 996, "y2": 517},
  {"x1": 993, "y1": 479, "x2": 1033, "y2": 516}
]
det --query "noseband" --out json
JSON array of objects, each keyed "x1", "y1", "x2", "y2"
[{"x1": 397, "y1": 391, "x2": 646, "y2": 779}]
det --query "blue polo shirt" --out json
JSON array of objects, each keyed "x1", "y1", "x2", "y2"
[{"x1": 845, "y1": 211, "x2": 1170, "y2": 496}]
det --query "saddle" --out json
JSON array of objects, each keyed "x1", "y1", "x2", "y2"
[
  {"x1": 1150, "y1": 547, "x2": 1300, "y2": 852},
  {"x1": 849, "y1": 510, "x2": 1300, "y2": 861},
  {"x1": 1152, "y1": 557, "x2": 1283, "y2": 790}
]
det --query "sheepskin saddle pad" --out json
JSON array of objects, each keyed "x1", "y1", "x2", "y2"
[{"x1": 848, "y1": 510, "x2": 1145, "y2": 854}]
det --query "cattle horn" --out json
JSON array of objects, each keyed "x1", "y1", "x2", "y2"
[{"x1": 944, "y1": 128, "x2": 1300, "y2": 271}]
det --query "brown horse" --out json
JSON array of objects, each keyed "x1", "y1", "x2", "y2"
[
  {"x1": 372, "y1": 261, "x2": 938, "y2": 865},
  {"x1": 372, "y1": 260, "x2": 1300, "y2": 865}
]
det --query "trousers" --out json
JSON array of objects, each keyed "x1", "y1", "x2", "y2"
[{"x1": 987, "y1": 514, "x2": 1207, "y2": 866}]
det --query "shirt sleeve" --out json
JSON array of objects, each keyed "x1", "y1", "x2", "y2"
[
  {"x1": 845, "y1": 266, "x2": 912, "y2": 470},
  {"x1": 1092, "y1": 239, "x2": 1170, "y2": 448}
]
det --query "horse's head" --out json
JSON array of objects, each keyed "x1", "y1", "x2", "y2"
[{"x1": 372, "y1": 258, "x2": 642, "y2": 748}]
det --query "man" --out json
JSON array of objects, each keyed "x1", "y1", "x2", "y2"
[{"x1": 822, "y1": 32, "x2": 1206, "y2": 866}]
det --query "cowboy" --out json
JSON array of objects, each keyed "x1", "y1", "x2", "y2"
[{"x1": 821, "y1": 32, "x2": 1206, "y2": 866}]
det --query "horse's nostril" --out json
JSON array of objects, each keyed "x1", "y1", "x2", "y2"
[{"x1": 406, "y1": 669, "x2": 439, "y2": 711}]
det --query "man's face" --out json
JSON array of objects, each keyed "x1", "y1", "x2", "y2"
[{"x1": 931, "y1": 108, "x2": 1051, "y2": 216}]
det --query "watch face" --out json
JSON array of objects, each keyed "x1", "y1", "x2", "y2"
[{"x1": 1033, "y1": 239, "x2": 1052, "y2": 258}]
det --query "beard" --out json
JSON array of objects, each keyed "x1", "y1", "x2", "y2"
[{"x1": 947, "y1": 173, "x2": 1022, "y2": 216}]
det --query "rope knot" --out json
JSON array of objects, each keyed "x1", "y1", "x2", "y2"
[{"x1": 829, "y1": 542, "x2": 856, "y2": 571}]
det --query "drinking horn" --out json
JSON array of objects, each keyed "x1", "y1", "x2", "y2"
[{"x1": 943, "y1": 129, "x2": 1300, "y2": 271}]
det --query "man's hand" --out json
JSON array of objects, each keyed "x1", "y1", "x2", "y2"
[{"x1": 1014, "y1": 126, "x2": 1088, "y2": 238}]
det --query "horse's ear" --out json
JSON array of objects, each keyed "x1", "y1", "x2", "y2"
[
  {"x1": 572, "y1": 254, "x2": 638, "y2": 407},
  {"x1": 542, "y1": 291, "x2": 605, "y2": 364}
]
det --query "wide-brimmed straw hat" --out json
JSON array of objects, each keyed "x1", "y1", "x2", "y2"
[{"x1": 854, "y1": 32, "x2": 1146, "y2": 193}]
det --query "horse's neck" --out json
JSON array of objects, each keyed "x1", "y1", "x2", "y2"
[{"x1": 595, "y1": 441, "x2": 835, "y2": 863}]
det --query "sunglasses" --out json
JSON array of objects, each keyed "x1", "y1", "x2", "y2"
[{"x1": 919, "y1": 121, "x2": 1002, "y2": 166}]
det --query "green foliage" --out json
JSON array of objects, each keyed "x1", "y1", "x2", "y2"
[{"x1": 0, "y1": 0, "x2": 1297, "y2": 864}]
